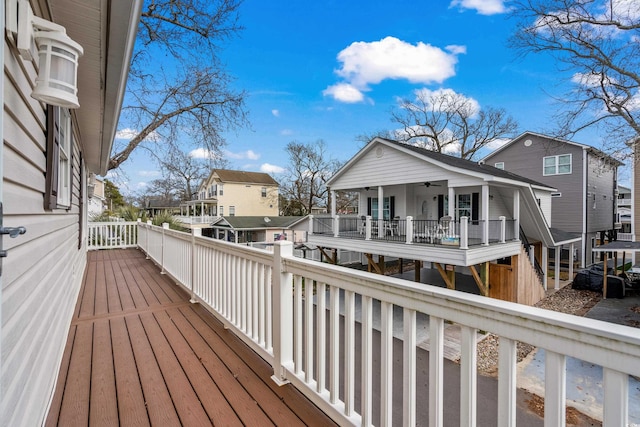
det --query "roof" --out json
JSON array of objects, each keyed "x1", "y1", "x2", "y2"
[
  {"x1": 51, "y1": 0, "x2": 143, "y2": 175},
  {"x1": 549, "y1": 228, "x2": 582, "y2": 245},
  {"x1": 592, "y1": 241, "x2": 640, "y2": 252},
  {"x1": 482, "y1": 131, "x2": 624, "y2": 167},
  {"x1": 212, "y1": 169, "x2": 279, "y2": 186},
  {"x1": 211, "y1": 216, "x2": 307, "y2": 229},
  {"x1": 378, "y1": 138, "x2": 555, "y2": 189}
]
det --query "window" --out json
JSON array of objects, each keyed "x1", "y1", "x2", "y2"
[
  {"x1": 457, "y1": 194, "x2": 472, "y2": 219},
  {"x1": 494, "y1": 162, "x2": 504, "y2": 170},
  {"x1": 219, "y1": 206, "x2": 224, "y2": 216},
  {"x1": 261, "y1": 187, "x2": 267, "y2": 197},
  {"x1": 543, "y1": 154, "x2": 572, "y2": 176},
  {"x1": 367, "y1": 196, "x2": 395, "y2": 220},
  {"x1": 218, "y1": 184, "x2": 224, "y2": 196},
  {"x1": 45, "y1": 106, "x2": 72, "y2": 209},
  {"x1": 229, "y1": 206, "x2": 235, "y2": 216}
]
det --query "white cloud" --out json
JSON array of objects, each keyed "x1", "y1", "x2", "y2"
[
  {"x1": 485, "y1": 138, "x2": 510, "y2": 150},
  {"x1": 115, "y1": 127, "x2": 160, "y2": 142},
  {"x1": 324, "y1": 37, "x2": 465, "y2": 102},
  {"x1": 260, "y1": 163, "x2": 285, "y2": 174},
  {"x1": 272, "y1": 109, "x2": 280, "y2": 117},
  {"x1": 138, "y1": 170, "x2": 160, "y2": 177},
  {"x1": 449, "y1": 0, "x2": 508, "y2": 15},
  {"x1": 189, "y1": 148, "x2": 217, "y2": 159},
  {"x1": 412, "y1": 88, "x2": 481, "y2": 116},
  {"x1": 280, "y1": 129, "x2": 294, "y2": 136},
  {"x1": 323, "y1": 83, "x2": 365, "y2": 103},
  {"x1": 225, "y1": 149, "x2": 260, "y2": 160}
]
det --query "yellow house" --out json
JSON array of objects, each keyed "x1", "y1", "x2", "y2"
[{"x1": 182, "y1": 169, "x2": 279, "y2": 222}]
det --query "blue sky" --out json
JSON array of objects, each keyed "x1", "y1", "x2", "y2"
[{"x1": 113, "y1": 0, "x2": 632, "y2": 193}]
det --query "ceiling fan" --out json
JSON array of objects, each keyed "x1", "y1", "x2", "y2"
[{"x1": 424, "y1": 182, "x2": 442, "y2": 187}]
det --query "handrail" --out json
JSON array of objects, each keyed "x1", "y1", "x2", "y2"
[
  {"x1": 138, "y1": 222, "x2": 640, "y2": 426},
  {"x1": 520, "y1": 225, "x2": 544, "y2": 281}
]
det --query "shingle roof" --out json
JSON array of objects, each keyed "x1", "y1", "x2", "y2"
[
  {"x1": 382, "y1": 139, "x2": 555, "y2": 189},
  {"x1": 214, "y1": 169, "x2": 279, "y2": 186},
  {"x1": 146, "y1": 199, "x2": 181, "y2": 208},
  {"x1": 212, "y1": 216, "x2": 307, "y2": 229}
]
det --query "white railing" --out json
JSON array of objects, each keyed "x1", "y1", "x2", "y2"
[
  {"x1": 618, "y1": 233, "x2": 634, "y2": 242},
  {"x1": 137, "y1": 222, "x2": 640, "y2": 426},
  {"x1": 87, "y1": 221, "x2": 139, "y2": 250},
  {"x1": 175, "y1": 215, "x2": 217, "y2": 224}
]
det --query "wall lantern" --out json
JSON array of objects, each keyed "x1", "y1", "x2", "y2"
[{"x1": 14, "y1": 0, "x2": 83, "y2": 108}]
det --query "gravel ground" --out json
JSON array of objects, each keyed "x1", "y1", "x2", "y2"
[{"x1": 474, "y1": 285, "x2": 602, "y2": 376}]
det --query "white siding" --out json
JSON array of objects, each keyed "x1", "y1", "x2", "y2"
[{"x1": 1, "y1": 33, "x2": 87, "y2": 427}]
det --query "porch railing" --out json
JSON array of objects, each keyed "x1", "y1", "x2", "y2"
[
  {"x1": 311, "y1": 215, "x2": 518, "y2": 248},
  {"x1": 137, "y1": 222, "x2": 639, "y2": 426},
  {"x1": 87, "y1": 221, "x2": 139, "y2": 250}
]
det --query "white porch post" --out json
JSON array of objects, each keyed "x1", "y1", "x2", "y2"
[
  {"x1": 448, "y1": 186, "x2": 455, "y2": 219},
  {"x1": 377, "y1": 186, "x2": 384, "y2": 238},
  {"x1": 405, "y1": 216, "x2": 413, "y2": 244},
  {"x1": 499, "y1": 216, "x2": 506, "y2": 243},
  {"x1": 333, "y1": 215, "x2": 340, "y2": 238},
  {"x1": 555, "y1": 245, "x2": 561, "y2": 290},
  {"x1": 482, "y1": 184, "x2": 489, "y2": 245},
  {"x1": 513, "y1": 189, "x2": 520, "y2": 241},
  {"x1": 308, "y1": 214, "x2": 314, "y2": 236},
  {"x1": 331, "y1": 190, "x2": 336, "y2": 217},
  {"x1": 460, "y1": 216, "x2": 469, "y2": 249},
  {"x1": 365, "y1": 216, "x2": 372, "y2": 240},
  {"x1": 272, "y1": 241, "x2": 294, "y2": 385},
  {"x1": 542, "y1": 245, "x2": 548, "y2": 291}
]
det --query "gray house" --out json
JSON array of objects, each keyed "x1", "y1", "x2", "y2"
[{"x1": 482, "y1": 131, "x2": 622, "y2": 267}]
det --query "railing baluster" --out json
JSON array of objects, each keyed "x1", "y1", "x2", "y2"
[
  {"x1": 344, "y1": 290, "x2": 356, "y2": 416},
  {"x1": 403, "y1": 308, "x2": 416, "y2": 426},
  {"x1": 294, "y1": 275, "x2": 303, "y2": 375},
  {"x1": 316, "y1": 282, "x2": 327, "y2": 393},
  {"x1": 497, "y1": 337, "x2": 517, "y2": 427},
  {"x1": 381, "y1": 301, "x2": 393, "y2": 426},
  {"x1": 544, "y1": 350, "x2": 566, "y2": 427},
  {"x1": 361, "y1": 295, "x2": 373, "y2": 426},
  {"x1": 329, "y1": 286, "x2": 340, "y2": 404},
  {"x1": 603, "y1": 368, "x2": 628, "y2": 427},
  {"x1": 460, "y1": 325, "x2": 477, "y2": 427},
  {"x1": 304, "y1": 278, "x2": 314, "y2": 384},
  {"x1": 429, "y1": 316, "x2": 444, "y2": 427}
]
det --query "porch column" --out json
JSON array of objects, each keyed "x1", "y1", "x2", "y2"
[
  {"x1": 542, "y1": 246, "x2": 548, "y2": 291},
  {"x1": 555, "y1": 245, "x2": 561, "y2": 290},
  {"x1": 513, "y1": 189, "x2": 520, "y2": 241},
  {"x1": 330, "y1": 190, "x2": 336, "y2": 217},
  {"x1": 377, "y1": 186, "x2": 384, "y2": 238},
  {"x1": 482, "y1": 184, "x2": 489, "y2": 245},
  {"x1": 448, "y1": 186, "x2": 455, "y2": 218}
]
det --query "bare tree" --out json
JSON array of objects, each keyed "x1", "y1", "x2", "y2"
[
  {"x1": 510, "y1": 0, "x2": 640, "y2": 156},
  {"x1": 153, "y1": 150, "x2": 209, "y2": 201},
  {"x1": 391, "y1": 89, "x2": 518, "y2": 160},
  {"x1": 109, "y1": 0, "x2": 247, "y2": 171},
  {"x1": 280, "y1": 140, "x2": 341, "y2": 215}
]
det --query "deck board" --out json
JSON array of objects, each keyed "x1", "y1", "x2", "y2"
[{"x1": 45, "y1": 248, "x2": 335, "y2": 426}]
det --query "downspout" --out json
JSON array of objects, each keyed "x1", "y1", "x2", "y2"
[
  {"x1": 0, "y1": 0, "x2": 5, "y2": 408},
  {"x1": 582, "y1": 148, "x2": 588, "y2": 267}
]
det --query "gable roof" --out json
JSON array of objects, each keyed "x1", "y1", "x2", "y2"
[
  {"x1": 212, "y1": 169, "x2": 279, "y2": 186},
  {"x1": 211, "y1": 216, "x2": 307, "y2": 229},
  {"x1": 328, "y1": 137, "x2": 555, "y2": 190},
  {"x1": 482, "y1": 131, "x2": 624, "y2": 167}
]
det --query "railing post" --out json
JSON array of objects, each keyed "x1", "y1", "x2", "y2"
[
  {"x1": 406, "y1": 216, "x2": 413, "y2": 244},
  {"x1": 161, "y1": 222, "x2": 169, "y2": 274},
  {"x1": 333, "y1": 215, "x2": 340, "y2": 238},
  {"x1": 272, "y1": 241, "x2": 294, "y2": 386},
  {"x1": 145, "y1": 220, "x2": 152, "y2": 259},
  {"x1": 308, "y1": 214, "x2": 314, "y2": 236},
  {"x1": 499, "y1": 216, "x2": 506, "y2": 243},
  {"x1": 365, "y1": 216, "x2": 372, "y2": 240},
  {"x1": 190, "y1": 228, "x2": 201, "y2": 304},
  {"x1": 460, "y1": 216, "x2": 468, "y2": 249}
]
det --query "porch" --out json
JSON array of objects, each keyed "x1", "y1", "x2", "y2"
[
  {"x1": 63, "y1": 221, "x2": 640, "y2": 426},
  {"x1": 45, "y1": 249, "x2": 334, "y2": 426}
]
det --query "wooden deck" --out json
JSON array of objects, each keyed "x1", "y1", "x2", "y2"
[{"x1": 45, "y1": 249, "x2": 335, "y2": 426}]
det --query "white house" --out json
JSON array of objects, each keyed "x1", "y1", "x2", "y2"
[
  {"x1": 308, "y1": 137, "x2": 582, "y2": 304},
  {"x1": 0, "y1": 1, "x2": 141, "y2": 425}
]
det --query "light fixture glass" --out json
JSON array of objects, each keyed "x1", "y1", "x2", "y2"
[{"x1": 32, "y1": 30, "x2": 83, "y2": 108}]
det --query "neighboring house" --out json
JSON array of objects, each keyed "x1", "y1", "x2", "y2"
[
  {"x1": 617, "y1": 185, "x2": 632, "y2": 240},
  {"x1": 308, "y1": 137, "x2": 581, "y2": 305},
  {"x1": 482, "y1": 131, "x2": 622, "y2": 267},
  {"x1": 87, "y1": 174, "x2": 106, "y2": 217},
  {"x1": 208, "y1": 215, "x2": 309, "y2": 244},
  {"x1": 0, "y1": 1, "x2": 141, "y2": 425},
  {"x1": 181, "y1": 169, "x2": 279, "y2": 225},
  {"x1": 145, "y1": 198, "x2": 182, "y2": 217}
]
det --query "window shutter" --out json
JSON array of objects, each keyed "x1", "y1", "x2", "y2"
[
  {"x1": 367, "y1": 197, "x2": 372, "y2": 216},
  {"x1": 472, "y1": 192, "x2": 479, "y2": 221},
  {"x1": 78, "y1": 155, "x2": 84, "y2": 249},
  {"x1": 437, "y1": 195, "x2": 444, "y2": 219},
  {"x1": 44, "y1": 105, "x2": 60, "y2": 210},
  {"x1": 390, "y1": 196, "x2": 395, "y2": 218}
]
